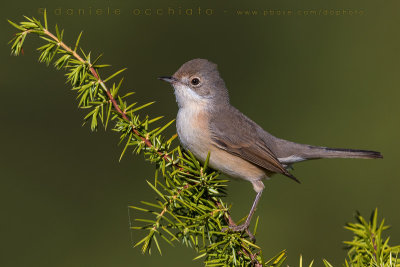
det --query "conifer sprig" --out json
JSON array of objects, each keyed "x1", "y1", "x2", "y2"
[{"x1": 343, "y1": 209, "x2": 400, "y2": 266}]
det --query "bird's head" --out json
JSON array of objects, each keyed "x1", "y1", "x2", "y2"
[{"x1": 159, "y1": 58, "x2": 230, "y2": 109}]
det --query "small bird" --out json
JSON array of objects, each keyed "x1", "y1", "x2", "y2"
[{"x1": 159, "y1": 58, "x2": 382, "y2": 237}]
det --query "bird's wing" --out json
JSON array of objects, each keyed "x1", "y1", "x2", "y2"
[{"x1": 209, "y1": 107, "x2": 299, "y2": 183}]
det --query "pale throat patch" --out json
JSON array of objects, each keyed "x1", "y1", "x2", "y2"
[{"x1": 173, "y1": 83, "x2": 208, "y2": 108}]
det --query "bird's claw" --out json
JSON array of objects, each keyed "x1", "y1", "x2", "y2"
[
  {"x1": 222, "y1": 223, "x2": 256, "y2": 242},
  {"x1": 228, "y1": 224, "x2": 248, "y2": 232}
]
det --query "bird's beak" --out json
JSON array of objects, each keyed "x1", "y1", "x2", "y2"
[{"x1": 158, "y1": 76, "x2": 177, "y2": 84}]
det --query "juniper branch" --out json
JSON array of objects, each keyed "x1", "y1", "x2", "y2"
[
  {"x1": 44, "y1": 20, "x2": 173, "y2": 164},
  {"x1": 343, "y1": 208, "x2": 400, "y2": 266}
]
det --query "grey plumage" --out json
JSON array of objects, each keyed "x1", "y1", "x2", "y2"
[{"x1": 209, "y1": 105, "x2": 299, "y2": 182}]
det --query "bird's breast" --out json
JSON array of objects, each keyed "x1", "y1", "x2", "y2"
[
  {"x1": 176, "y1": 106, "x2": 267, "y2": 184},
  {"x1": 176, "y1": 105, "x2": 211, "y2": 162}
]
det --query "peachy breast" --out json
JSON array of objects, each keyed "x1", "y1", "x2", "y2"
[
  {"x1": 176, "y1": 106, "x2": 267, "y2": 182},
  {"x1": 176, "y1": 105, "x2": 211, "y2": 162}
]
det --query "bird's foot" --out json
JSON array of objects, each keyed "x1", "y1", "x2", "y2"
[
  {"x1": 222, "y1": 222, "x2": 256, "y2": 242},
  {"x1": 228, "y1": 223, "x2": 249, "y2": 232}
]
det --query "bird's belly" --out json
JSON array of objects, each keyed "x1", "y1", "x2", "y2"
[{"x1": 208, "y1": 147, "x2": 267, "y2": 181}]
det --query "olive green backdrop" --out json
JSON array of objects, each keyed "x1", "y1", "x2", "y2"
[{"x1": 1, "y1": 0, "x2": 399, "y2": 266}]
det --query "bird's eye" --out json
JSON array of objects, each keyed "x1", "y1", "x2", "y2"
[{"x1": 191, "y1": 77, "x2": 200, "y2": 86}]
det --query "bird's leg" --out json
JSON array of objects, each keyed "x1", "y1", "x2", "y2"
[
  {"x1": 222, "y1": 190, "x2": 263, "y2": 242},
  {"x1": 230, "y1": 190, "x2": 263, "y2": 231}
]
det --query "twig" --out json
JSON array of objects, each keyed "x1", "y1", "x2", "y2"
[{"x1": 43, "y1": 28, "x2": 172, "y2": 164}]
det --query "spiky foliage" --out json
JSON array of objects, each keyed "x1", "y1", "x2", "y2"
[
  {"x1": 299, "y1": 210, "x2": 400, "y2": 267},
  {"x1": 8, "y1": 11, "x2": 399, "y2": 267},
  {"x1": 343, "y1": 209, "x2": 400, "y2": 266}
]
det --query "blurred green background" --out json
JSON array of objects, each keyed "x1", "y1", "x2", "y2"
[{"x1": 1, "y1": 0, "x2": 399, "y2": 266}]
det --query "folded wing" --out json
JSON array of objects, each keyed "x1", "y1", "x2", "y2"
[{"x1": 209, "y1": 106, "x2": 300, "y2": 183}]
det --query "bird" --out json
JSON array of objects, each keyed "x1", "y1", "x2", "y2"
[{"x1": 158, "y1": 58, "x2": 383, "y2": 238}]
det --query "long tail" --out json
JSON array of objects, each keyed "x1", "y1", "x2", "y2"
[
  {"x1": 304, "y1": 146, "x2": 383, "y2": 159},
  {"x1": 275, "y1": 138, "x2": 383, "y2": 163}
]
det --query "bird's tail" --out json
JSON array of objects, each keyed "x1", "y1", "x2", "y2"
[
  {"x1": 299, "y1": 145, "x2": 383, "y2": 160},
  {"x1": 311, "y1": 147, "x2": 383, "y2": 159},
  {"x1": 274, "y1": 137, "x2": 383, "y2": 162}
]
